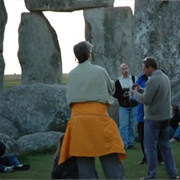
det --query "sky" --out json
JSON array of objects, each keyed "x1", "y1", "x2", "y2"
[{"x1": 3, "y1": 0, "x2": 134, "y2": 75}]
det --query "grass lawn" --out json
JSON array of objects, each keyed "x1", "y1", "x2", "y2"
[
  {"x1": 2, "y1": 75, "x2": 180, "y2": 179},
  {"x1": 3, "y1": 74, "x2": 68, "y2": 88},
  {"x1": 0, "y1": 141, "x2": 180, "y2": 179}
]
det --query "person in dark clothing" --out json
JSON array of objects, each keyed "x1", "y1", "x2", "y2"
[
  {"x1": 51, "y1": 135, "x2": 79, "y2": 179},
  {"x1": 136, "y1": 73, "x2": 164, "y2": 165},
  {"x1": 113, "y1": 63, "x2": 138, "y2": 149},
  {"x1": 0, "y1": 142, "x2": 30, "y2": 172},
  {"x1": 168, "y1": 104, "x2": 180, "y2": 142}
]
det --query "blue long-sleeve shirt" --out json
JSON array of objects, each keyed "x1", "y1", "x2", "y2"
[{"x1": 136, "y1": 73, "x2": 148, "y2": 122}]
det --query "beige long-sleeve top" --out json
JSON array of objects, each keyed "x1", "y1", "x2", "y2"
[{"x1": 66, "y1": 60, "x2": 115, "y2": 107}]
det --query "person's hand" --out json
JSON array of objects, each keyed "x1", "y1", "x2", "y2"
[{"x1": 132, "y1": 83, "x2": 141, "y2": 91}]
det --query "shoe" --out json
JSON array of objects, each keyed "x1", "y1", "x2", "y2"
[
  {"x1": 138, "y1": 160, "x2": 147, "y2": 165},
  {"x1": 4, "y1": 166, "x2": 14, "y2": 172},
  {"x1": 127, "y1": 145, "x2": 136, "y2": 149},
  {"x1": 13, "y1": 164, "x2": 30, "y2": 171},
  {"x1": 169, "y1": 138, "x2": 178, "y2": 143},
  {"x1": 170, "y1": 176, "x2": 180, "y2": 179},
  {"x1": 159, "y1": 161, "x2": 164, "y2": 165},
  {"x1": 140, "y1": 176, "x2": 154, "y2": 180}
]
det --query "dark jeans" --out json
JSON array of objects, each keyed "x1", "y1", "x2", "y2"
[
  {"x1": 76, "y1": 153, "x2": 125, "y2": 179},
  {"x1": 0, "y1": 155, "x2": 20, "y2": 172},
  {"x1": 144, "y1": 120, "x2": 178, "y2": 179},
  {"x1": 137, "y1": 122, "x2": 163, "y2": 162}
]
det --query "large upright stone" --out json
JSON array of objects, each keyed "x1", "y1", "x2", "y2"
[
  {"x1": 84, "y1": 7, "x2": 134, "y2": 124},
  {"x1": 134, "y1": 0, "x2": 180, "y2": 105},
  {"x1": 0, "y1": 54, "x2": 5, "y2": 88},
  {"x1": 0, "y1": 0, "x2": 7, "y2": 53},
  {"x1": 84, "y1": 7, "x2": 135, "y2": 80},
  {"x1": 18, "y1": 12, "x2": 62, "y2": 84},
  {"x1": 24, "y1": 0, "x2": 114, "y2": 12},
  {"x1": 0, "y1": 0, "x2": 7, "y2": 88}
]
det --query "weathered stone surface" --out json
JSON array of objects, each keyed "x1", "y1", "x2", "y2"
[
  {"x1": 24, "y1": 0, "x2": 114, "y2": 12},
  {"x1": 18, "y1": 12, "x2": 62, "y2": 84},
  {"x1": 0, "y1": 0, "x2": 7, "y2": 52},
  {"x1": 0, "y1": 0, "x2": 7, "y2": 89},
  {"x1": 0, "y1": 133, "x2": 22, "y2": 156},
  {"x1": 17, "y1": 131, "x2": 62, "y2": 153},
  {"x1": 0, "y1": 83, "x2": 71, "y2": 136},
  {"x1": 84, "y1": 7, "x2": 135, "y2": 80},
  {"x1": 134, "y1": 0, "x2": 180, "y2": 106},
  {"x1": 0, "y1": 53, "x2": 5, "y2": 88},
  {"x1": 108, "y1": 99, "x2": 119, "y2": 126},
  {"x1": 0, "y1": 116, "x2": 19, "y2": 139}
]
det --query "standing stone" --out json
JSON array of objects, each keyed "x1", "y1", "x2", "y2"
[
  {"x1": 134, "y1": 0, "x2": 180, "y2": 105},
  {"x1": 84, "y1": 7, "x2": 135, "y2": 80},
  {"x1": 84, "y1": 7, "x2": 135, "y2": 124},
  {"x1": 0, "y1": 0, "x2": 7, "y2": 53},
  {"x1": 0, "y1": 0, "x2": 7, "y2": 88},
  {"x1": 0, "y1": 54, "x2": 5, "y2": 88},
  {"x1": 18, "y1": 12, "x2": 62, "y2": 84},
  {"x1": 24, "y1": 0, "x2": 114, "y2": 12}
]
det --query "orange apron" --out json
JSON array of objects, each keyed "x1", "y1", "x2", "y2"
[{"x1": 59, "y1": 102, "x2": 126, "y2": 164}]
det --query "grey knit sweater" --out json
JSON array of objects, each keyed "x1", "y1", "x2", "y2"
[{"x1": 133, "y1": 70, "x2": 171, "y2": 121}]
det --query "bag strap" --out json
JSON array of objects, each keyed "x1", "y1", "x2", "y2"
[{"x1": 132, "y1": 75, "x2": 135, "y2": 84}]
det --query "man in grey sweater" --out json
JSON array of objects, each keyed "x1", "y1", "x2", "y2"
[{"x1": 131, "y1": 57, "x2": 179, "y2": 179}]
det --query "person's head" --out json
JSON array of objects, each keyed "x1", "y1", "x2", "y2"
[
  {"x1": 120, "y1": 63, "x2": 129, "y2": 78},
  {"x1": 171, "y1": 104, "x2": 180, "y2": 119},
  {"x1": 0, "y1": 142, "x2": 6, "y2": 156},
  {"x1": 142, "y1": 57, "x2": 158, "y2": 76},
  {"x1": 73, "y1": 41, "x2": 93, "y2": 63}
]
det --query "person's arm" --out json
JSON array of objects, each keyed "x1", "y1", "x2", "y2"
[
  {"x1": 132, "y1": 78, "x2": 158, "y2": 105},
  {"x1": 113, "y1": 80, "x2": 123, "y2": 101}
]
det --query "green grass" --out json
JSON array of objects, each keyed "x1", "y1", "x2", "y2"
[
  {"x1": 4, "y1": 74, "x2": 21, "y2": 89},
  {"x1": 2, "y1": 76, "x2": 180, "y2": 179},
  {"x1": 0, "y1": 142, "x2": 180, "y2": 179}
]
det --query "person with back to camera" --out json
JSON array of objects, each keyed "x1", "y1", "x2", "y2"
[
  {"x1": 113, "y1": 63, "x2": 138, "y2": 149},
  {"x1": 0, "y1": 142, "x2": 30, "y2": 173},
  {"x1": 131, "y1": 57, "x2": 179, "y2": 179},
  {"x1": 135, "y1": 73, "x2": 164, "y2": 166},
  {"x1": 58, "y1": 41, "x2": 126, "y2": 179}
]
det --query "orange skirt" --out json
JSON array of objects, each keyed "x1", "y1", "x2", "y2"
[{"x1": 59, "y1": 102, "x2": 126, "y2": 164}]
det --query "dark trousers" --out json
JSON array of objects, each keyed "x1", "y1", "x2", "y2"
[{"x1": 137, "y1": 122, "x2": 163, "y2": 162}]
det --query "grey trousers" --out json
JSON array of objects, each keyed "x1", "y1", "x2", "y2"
[{"x1": 76, "y1": 153, "x2": 125, "y2": 179}]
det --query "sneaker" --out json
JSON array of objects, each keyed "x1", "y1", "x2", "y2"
[
  {"x1": 169, "y1": 138, "x2": 178, "y2": 143},
  {"x1": 127, "y1": 145, "x2": 136, "y2": 149},
  {"x1": 4, "y1": 166, "x2": 14, "y2": 172},
  {"x1": 170, "y1": 176, "x2": 180, "y2": 179},
  {"x1": 13, "y1": 164, "x2": 30, "y2": 171},
  {"x1": 159, "y1": 161, "x2": 164, "y2": 165},
  {"x1": 138, "y1": 160, "x2": 147, "y2": 165},
  {"x1": 140, "y1": 176, "x2": 154, "y2": 180}
]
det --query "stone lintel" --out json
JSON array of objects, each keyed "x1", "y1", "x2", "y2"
[{"x1": 24, "y1": 0, "x2": 115, "y2": 12}]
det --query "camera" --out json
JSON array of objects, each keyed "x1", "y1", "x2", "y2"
[{"x1": 123, "y1": 88, "x2": 130, "y2": 96}]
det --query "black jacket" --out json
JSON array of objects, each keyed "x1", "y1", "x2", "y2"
[
  {"x1": 51, "y1": 154, "x2": 79, "y2": 179},
  {"x1": 113, "y1": 79, "x2": 137, "y2": 107}
]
